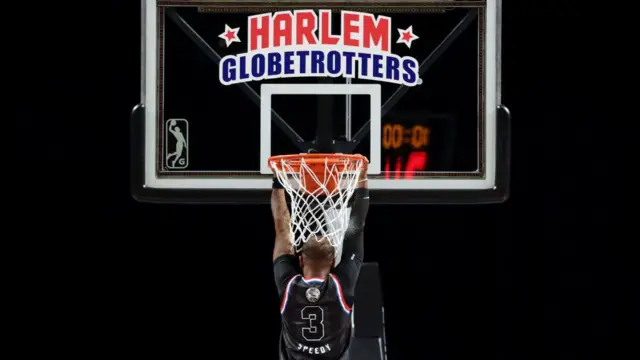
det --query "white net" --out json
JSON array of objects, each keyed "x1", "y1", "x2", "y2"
[{"x1": 270, "y1": 155, "x2": 366, "y2": 248}]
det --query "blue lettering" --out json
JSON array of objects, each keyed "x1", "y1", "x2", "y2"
[
  {"x1": 401, "y1": 57, "x2": 418, "y2": 85},
  {"x1": 297, "y1": 51, "x2": 309, "y2": 73},
  {"x1": 221, "y1": 57, "x2": 236, "y2": 83},
  {"x1": 326, "y1": 51, "x2": 341, "y2": 75},
  {"x1": 251, "y1": 54, "x2": 266, "y2": 78},
  {"x1": 386, "y1": 56, "x2": 400, "y2": 81},
  {"x1": 310, "y1": 51, "x2": 324, "y2": 74},
  {"x1": 239, "y1": 55, "x2": 249, "y2": 80},
  {"x1": 220, "y1": 50, "x2": 420, "y2": 85},
  {"x1": 357, "y1": 53, "x2": 371, "y2": 77},
  {"x1": 371, "y1": 54, "x2": 384, "y2": 78},
  {"x1": 342, "y1": 51, "x2": 356, "y2": 76},
  {"x1": 267, "y1": 53, "x2": 282, "y2": 76},
  {"x1": 283, "y1": 51, "x2": 295, "y2": 75}
]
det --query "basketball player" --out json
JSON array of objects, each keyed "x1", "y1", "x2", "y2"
[
  {"x1": 166, "y1": 120, "x2": 187, "y2": 167},
  {"x1": 272, "y1": 166, "x2": 369, "y2": 360}
]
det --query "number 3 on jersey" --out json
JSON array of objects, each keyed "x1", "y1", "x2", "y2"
[{"x1": 301, "y1": 306, "x2": 325, "y2": 341}]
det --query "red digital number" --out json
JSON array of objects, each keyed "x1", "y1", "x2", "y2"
[
  {"x1": 384, "y1": 151, "x2": 428, "y2": 179},
  {"x1": 405, "y1": 151, "x2": 428, "y2": 178}
]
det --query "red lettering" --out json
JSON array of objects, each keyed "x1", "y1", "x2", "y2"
[
  {"x1": 247, "y1": 11, "x2": 390, "y2": 52},
  {"x1": 272, "y1": 12, "x2": 293, "y2": 47},
  {"x1": 295, "y1": 10, "x2": 318, "y2": 45},
  {"x1": 342, "y1": 12, "x2": 360, "y2": 47},
  {"x1": 362, "y1": 14, "x2": 390, "y2": 52},
  {"x1": 248, "y1": 14, "x2": 270, "y2": 51},
  {"x1": 319, "y1": 10, "x2": 339, "y2": 45}
]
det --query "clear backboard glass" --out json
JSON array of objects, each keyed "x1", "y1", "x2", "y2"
[{"x1": 132, "y1": 0, "x2": 509, "y2": 204}]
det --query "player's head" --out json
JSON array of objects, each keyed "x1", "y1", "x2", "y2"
[{"x1": 300, "y1": 236, "x2": 335, "y2": 274}]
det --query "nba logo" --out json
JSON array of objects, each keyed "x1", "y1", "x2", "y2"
[{"x1": 165, "y1": 118, "x2": 189, "y2": 169}]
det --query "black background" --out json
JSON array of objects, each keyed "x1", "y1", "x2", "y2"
[{"x1": 12, "y1": 2, "x2": 632, "y2": 360}]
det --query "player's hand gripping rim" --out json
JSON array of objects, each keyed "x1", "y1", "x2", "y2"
[
  {"x1": 357, "y1": 155, "x2": 368, "y2": 188},
  {"x1": 272, "y1": 155, "x2": 368, "y2": 188},
  {"x1": 273, "y1": 175, "x2": 284, "y2": 189}
]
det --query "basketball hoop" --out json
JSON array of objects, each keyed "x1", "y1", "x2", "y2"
[{"x1": 269, "y1": 153, "x2": 367, "y2": 248}]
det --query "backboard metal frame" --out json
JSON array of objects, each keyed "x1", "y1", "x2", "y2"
[{"x1": 132, "y1": 0, "x2": 510, "y2": 204}]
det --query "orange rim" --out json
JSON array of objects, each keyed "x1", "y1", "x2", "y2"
[{"x1": 268, "y1": 153, "x2": 367, "y2": 172}]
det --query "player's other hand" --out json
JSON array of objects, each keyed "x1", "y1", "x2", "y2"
[
  {"x1": 273, "y1": 176, "x2": 285, "y2": 189},
  {"x1": 357, "y1": 155, "x2": 368, "y2": 171},
  {"x1": 356, "y1": 155, "x2": 368, "y2": 184}
]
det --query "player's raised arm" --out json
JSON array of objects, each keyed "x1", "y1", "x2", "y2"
[
  {"x1": 271, "y1": 184, "x2": 295, "y2": 261},
  {"x1": 271, "y1": 179, "x2": 300, "y2": 298},
  {"x1": 333, "y1": 164, "x2": 369, "y2": 294},
  {"x1": 344, "y1": 166, "x2": 369, "y2": 258}
]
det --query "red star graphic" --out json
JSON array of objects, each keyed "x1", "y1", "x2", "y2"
[
  {"x1": 396, "y1": 25, "x2": 419, "y2": 49},
  {"x1": 218, "y1": 24, "x2": 241, "y2": 47},
  {"x1": 224, "y1": 29, "x2": 237, "y2": 41}
]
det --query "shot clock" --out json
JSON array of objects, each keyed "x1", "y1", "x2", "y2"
[
  {"x1": 382, "y1": 123, "x2": 431, "y2": 150},
  {"x1": 381, "y1": 112, "x2": 456, "y2": 178}
]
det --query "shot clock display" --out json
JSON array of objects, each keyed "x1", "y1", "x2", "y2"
[
  {"x1": 382, "y1": 123, "x2": 430, "y2": 178},
  {"x1": 382, "y1": 124, "x2": 431, "y2": 150},
  {"x1": 381, "y1": 113, "x2": 456, "y2": 178}
]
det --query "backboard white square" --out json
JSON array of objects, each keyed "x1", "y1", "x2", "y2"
[{"x1": 259, "y1": 83, "x2": 381, "y2": 175}]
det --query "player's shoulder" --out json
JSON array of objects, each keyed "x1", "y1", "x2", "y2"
[
  {"x1": 286, "y1": 274, "x2": 303, "y2": 287},
  {"x1": 327, "y1": 272, "x2": 343, "y2": 285}
]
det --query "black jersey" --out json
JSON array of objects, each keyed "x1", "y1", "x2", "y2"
[
  {"x1": 274, "y1": 188, "x2": 369, "y2": 360},
  {"x1": 279, "y1": 274, "x2": 352, "y2": 360}
]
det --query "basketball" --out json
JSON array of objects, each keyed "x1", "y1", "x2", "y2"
[{"x1": 169, "y1": 119, "x2": 176, "y2": 127}]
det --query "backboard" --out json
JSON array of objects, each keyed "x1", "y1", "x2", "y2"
[{"x1": 132, "y1": 0, "x2": 510, "y2": 204}]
